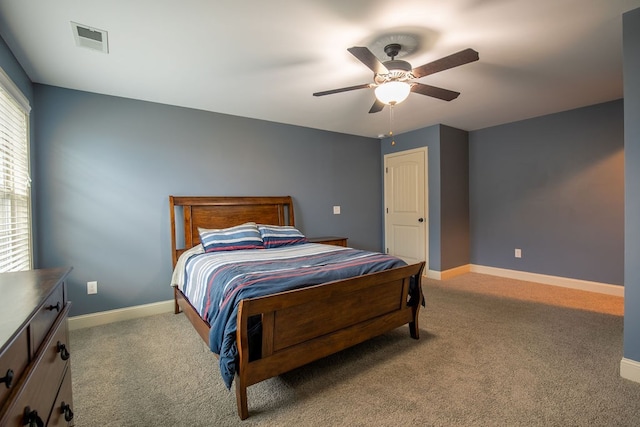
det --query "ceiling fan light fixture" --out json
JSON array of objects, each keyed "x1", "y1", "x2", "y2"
[{"x1": 375, "y1": 81, "x2": 411, "y2": 105}]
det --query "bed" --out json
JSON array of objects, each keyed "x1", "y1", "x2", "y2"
[{"x1": 169, "y1": 195, "x2": 425, "y2": 420}]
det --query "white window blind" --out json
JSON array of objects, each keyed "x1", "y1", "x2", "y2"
[{"x1": 0, "y1": 68, "x2": 32, "y2": 272}]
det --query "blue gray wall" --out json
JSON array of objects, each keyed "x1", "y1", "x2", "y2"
[
  {"x1": 469, "y1": 100, "x2": 624, "y2": 285},
  {"x1": 33, "y1": 85, "x2": 383, "y2": 316},
  {"x1": 0, "y1": 37, "x2": 32, "y2": 104},
  {"x1": 380, "y1": 124, "x2": 470, "y2": 272},
  {"x1": 440, "y1": 126, "x2": 470, "y2": 271},
  {"x1": 623, "y1": 7, "x2": 640, "y2": 362}
]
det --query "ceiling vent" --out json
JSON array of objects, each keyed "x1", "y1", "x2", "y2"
[{"x1": 71, "y1": 22, "x2": 109, "y2": 53}]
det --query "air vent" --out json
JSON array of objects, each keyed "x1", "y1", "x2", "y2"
[{"x1": 71, "y1": 22, "x2": 109, "y2": 53}]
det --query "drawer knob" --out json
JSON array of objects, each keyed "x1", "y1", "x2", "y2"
[
  {"x1": 57, "y1": 341, "x2": 70, "y2": 361},
  {"x1": 46, "y1": 301, "x2": 61, "y2": 312},
  {"x1": 22, "y1": 407, "x2": 44, "y2": 427},
  {"x1": 1, "y1": 369, "x2": 14, "y2": 388},
  {"x1": 61, "y1": 401, "x2": 74, "y2": 422}
]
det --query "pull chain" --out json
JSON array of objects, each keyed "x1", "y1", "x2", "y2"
[{"x1": 389, "y1": 104, "x2": 396, "y2": 146}]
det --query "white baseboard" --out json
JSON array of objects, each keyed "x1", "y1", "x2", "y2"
[
  {"x1": 425, "y1": 269, "x2": 441, "y2": 280},
  {"x1": 69, "y1": 299, "x2": 174, "y2": 331},
  {"x1": 620, "y1": 358, "x2": 640, "y2": 383},
  {"x1": 468, "y1": 265, "x2": 623, "y2": 297}
]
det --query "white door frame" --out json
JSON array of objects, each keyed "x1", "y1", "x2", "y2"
[{"x1": 383, "y1": 147, "x2": 429, "y2": 272}]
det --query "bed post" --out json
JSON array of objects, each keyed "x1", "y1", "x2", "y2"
[
  {"x1": 174, "y1": 286, "x2": 181, "y2": 314},
  {"x1": 408, "y1": 263, "x2": 425, "y2": 339},
  {"x1": 235, "y1": 375, "x2": 249, "y2": 420},
  {"x1": 235, "y1": 300, "x2": 250, "y2": 419},
  {"x1": 170, "y1": 196, "x2": 181, "y2": 315},
  {"x1": 409, "y1": 306, "x2": 420, "y2": 339}
]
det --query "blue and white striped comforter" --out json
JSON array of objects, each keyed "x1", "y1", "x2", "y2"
[{"x1": 173, "y1": 243, "x2": 407, "y2": 389}]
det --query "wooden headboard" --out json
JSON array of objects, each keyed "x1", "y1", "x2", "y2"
[{"x1": 169, "y1": 196, "x2": 295, "y2": 267}]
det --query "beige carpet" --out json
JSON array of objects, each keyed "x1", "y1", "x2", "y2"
[
  {"x1": 434, "y1": 272, "x2": 624, "y2": 316},
  {"x1": 69, "y1": 273, "x2": 639, "y2": 426}
]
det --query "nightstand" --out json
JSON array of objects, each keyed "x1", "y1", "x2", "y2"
[{"x1": 307, "y1": 236, "x2": 348, "y2": 247}]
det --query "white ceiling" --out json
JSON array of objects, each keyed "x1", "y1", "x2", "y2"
[{"x1": 1, "y1": 0, "x2": 639, "y2": 138}]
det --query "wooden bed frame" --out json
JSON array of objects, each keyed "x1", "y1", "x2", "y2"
[{"x1": 169, "y1": 195, "x2": 425, "y2": 420}]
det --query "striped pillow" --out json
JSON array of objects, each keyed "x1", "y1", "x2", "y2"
[
  {"x1": 198, "y1": 223, "x2": 264, "y2": 252},
  {"x1": 258, "y1": 224, "x2": 308, "y2": 248}
]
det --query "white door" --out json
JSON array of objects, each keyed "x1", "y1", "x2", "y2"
[{"x1": 384, "y1": 148, "x2": 428, "y2": 268}]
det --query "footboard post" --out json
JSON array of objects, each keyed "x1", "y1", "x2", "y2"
[
  {"x1": 236, "y1": 300, "x2": 250, "y2": 420},
  {"x1": 409, "y1": 264, "x2": 425, "y2": 339},
  {"x1": 409, "y1": 305, "x2": 420, "y2": 339},
  {"x1": 235, "y1": 374, "x2": 249, "y2": 420}
]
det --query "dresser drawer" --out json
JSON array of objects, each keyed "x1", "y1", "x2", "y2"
[
  {"x1": 0, "y1": 328, "x2": 29, "y2": 409},
  {"x1": 30, "y1": 284, "x2": 65, "y2": 357},
  {"x1": 0, "y1": 306, "x2": 70, "y2": 427},
  {"x1": 47, "y1": 366, "x2": 74, "y2": 427}
]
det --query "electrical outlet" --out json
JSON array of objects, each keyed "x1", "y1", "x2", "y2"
[
  {"x1": 87, "y1": 281, "x2": 98, "y2": 294},
  {"x1": 515, "y1": 248, "x2": 522, "y2": 258},
  {"x1": 333, "y1": 206, "x2": 341, "y2": 215}
]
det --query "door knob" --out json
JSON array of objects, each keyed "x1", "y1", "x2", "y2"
[{"x1": 418, "y1": 218, "x2": 424, "y2": 222}]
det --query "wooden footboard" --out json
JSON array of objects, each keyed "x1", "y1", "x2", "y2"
[
  {"x1": 173, "y1": 261, "x2": 424, "y2": 420},
  {"x1": 234, "y1": 261, "x2": 424, "y2": 420}
]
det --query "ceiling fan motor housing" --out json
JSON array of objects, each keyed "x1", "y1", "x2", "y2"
[
  {"x1": 384, "y1": 60, "x2": 412, "y2": 72},
  {"x1": 375, "y1": 43, "x2": 413, "y2": 83}
]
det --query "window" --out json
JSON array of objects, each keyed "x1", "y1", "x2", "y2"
[{"x1": 0, "y1": 67, "x2": 32, "y2": 272}]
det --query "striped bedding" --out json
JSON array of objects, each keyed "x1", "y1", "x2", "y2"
[{"x1": 172, "y1": 243, "x2": 407, "y2": 388}]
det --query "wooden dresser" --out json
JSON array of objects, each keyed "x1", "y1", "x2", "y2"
[{"x1": 0, "y1": 267, "x2": 74, "y2": 427}]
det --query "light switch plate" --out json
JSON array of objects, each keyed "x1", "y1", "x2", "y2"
[{"x1": 87, "y1": 281, "x2": 98, "y2": 294}]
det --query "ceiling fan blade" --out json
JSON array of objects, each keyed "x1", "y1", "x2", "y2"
[
  {"x1": 411, "y1": 83, "x2": 460, "y2": 101},
  {"x1": 368, "y1": 99, "x2": 385, "y2": 114},
  {"x1": 411, "y1": 48, "x2": 479, "y2": 79},
  {"x1": 347, "y1": 46, "x2": 389, "y2": 75},
  {"x1": 313, "y1": 83, "x2": 372, "y2": 97}
]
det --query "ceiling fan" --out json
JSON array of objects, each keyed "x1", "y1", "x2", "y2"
[{"x1": 313, "y1": 44, "x2": 479, "y2": 113}]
